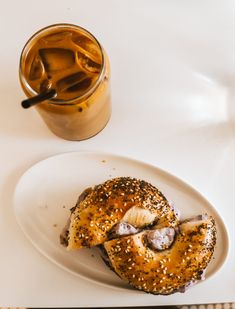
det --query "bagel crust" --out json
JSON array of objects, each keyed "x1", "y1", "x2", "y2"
[
  {"x1": 62, "y1": 177, "x2": 179, "y2": 250},
  {"x1": 103, "y1": 216, "x2": 216, "y2": 295}
]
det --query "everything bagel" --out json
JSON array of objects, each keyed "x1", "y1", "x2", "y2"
[
  {"x1": 60, "y1": 177, "x2": 217, "y2": 294},
  {"x1": 60, "y1": 177, "x2": 179, "y2": 250},
  {"x1": 103, "y1": 215, "x2": 216, "y2": 295}
]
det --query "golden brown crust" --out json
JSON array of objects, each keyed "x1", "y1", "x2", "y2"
[
  {"x1": 66, "y1": 177, "x2": 179, "y2": 250},
  {"x1": 103, "y1": 216, "x2": 216, "y2": 295}
]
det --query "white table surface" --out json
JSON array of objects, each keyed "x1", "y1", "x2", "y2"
[{"x1": 1, "y1": 0, "x2": 235, "y2": 307}]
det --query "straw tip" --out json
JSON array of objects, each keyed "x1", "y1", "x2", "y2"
[
  {"x1": 21, "y1": 100, "x2": 31, "y2": 109},
  {"x1": 21, "y1": 88, "x2": 57, "y2": 109}
]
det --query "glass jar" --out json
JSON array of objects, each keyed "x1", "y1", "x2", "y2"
[{"x1": 19, "y1": 23, "x2": 111, "y2": 140}]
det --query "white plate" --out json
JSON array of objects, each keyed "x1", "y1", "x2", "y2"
[{"x1": 14, "y1": 151, "x2": 229, "y2": 292}]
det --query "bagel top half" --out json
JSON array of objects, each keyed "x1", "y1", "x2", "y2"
[
  {"x1": 60, "y1": 177, "x2": 179, "y2": 250},
  {"x1": 103, "y1": 215, "x2": 216, "y2": 295}
]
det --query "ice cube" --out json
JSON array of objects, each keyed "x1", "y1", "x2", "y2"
[
  {"x1": 42, "y1": 31, "x2": 71, "y2": 43},
  {"x1": 56, "y1": 71, "x2": 86, "y2": 92},
  {"x1": 29, "y1": 56, "x2": 44, "y2": 80},
  {"x1": 77, "y1": 51, "x2": 101, "y2": 74},
  {"x1": 72, "y1": 33, "x2": 101, "y2": 60},
  {"x1": 66, "y1": 78, "x2": 92, "y2": 93},
  {"x1": 39, "y1": 48, "x2": 75, "y2": 73},
  {"x1": 40, "y1": 79, "x2": 52, "y2": 93}
]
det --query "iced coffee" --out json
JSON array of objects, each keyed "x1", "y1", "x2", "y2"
[{"x1": 19, "y1": 24, "x2": 111, "y2": 140}]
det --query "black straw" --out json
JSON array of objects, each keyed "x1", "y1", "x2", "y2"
[{"x1": 21, "y1": 89, "x2": 57, "y2": 109}]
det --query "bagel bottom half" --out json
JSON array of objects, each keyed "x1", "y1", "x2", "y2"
[{"x1": 103, "y1": 215, "x2": 216, "y2": 295}]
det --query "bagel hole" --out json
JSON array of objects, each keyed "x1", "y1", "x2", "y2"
[
  {"x1": 108, "y1": 221, "x2": 140, "y2": 240},
  {"x1": 144, "y1": 227, "x2": 176, "y2": 252}
]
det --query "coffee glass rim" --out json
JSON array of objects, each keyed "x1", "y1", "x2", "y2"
[{"x1": 19, "y1": 23, "x2": 105, "y2": 106}]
